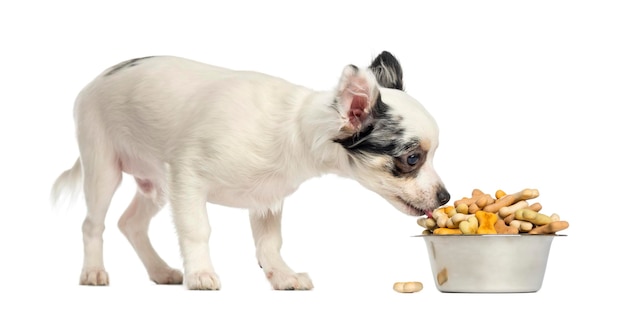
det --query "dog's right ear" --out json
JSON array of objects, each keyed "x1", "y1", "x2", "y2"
[
  {"x1": 369, "y1": 51, "x2": 404, "y2": 91},
  {"x1": 336, "y1": 65, "x2": 379, "y2": 134}
]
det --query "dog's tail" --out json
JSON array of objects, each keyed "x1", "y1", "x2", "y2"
[{"x1": 50, "y1": 157, "x2": 83, "y2": 209}]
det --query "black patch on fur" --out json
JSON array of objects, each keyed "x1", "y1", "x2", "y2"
[
  {"x1": 105, "y1": 56, "x2": 155, "y2": 76},
  {"x1": 369, "y1": 51, "x2": 404, "y2": 91},
  {"x1": 334, "y1": 94, "x2": 413, "y2": 158},
  {"x1": 334, "y1": 93, "x2": 424, "y2": 177}
]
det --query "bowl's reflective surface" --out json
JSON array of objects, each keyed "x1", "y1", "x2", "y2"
[{"x1": 417, "y1": 234, "x2": 565, "y2": 293}]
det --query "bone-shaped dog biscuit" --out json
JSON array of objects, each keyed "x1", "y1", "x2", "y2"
[
  {"x1": 443, "y1": 206, "x2": 456, "y2": 217},
  {"x1": 503, "y1": 202, "x2": 542, "y2": 224},
  {"x1": 459, "y1": 216, "x2": 478, "y2": 234},
  {"x1": 476, "y1": 211, "x2": 498, "y2": 234},
  {"x1": 483, "y1": 188, "x2": 539, "y2": 213},
  {"x1": 453, "y1": 189, "x2": 485, "y2": 207},
  {"x1": 498, "y1": 200, "x2": 529, "y2": 218},
  {"x1": 432, "y1": 208, "x2": 451, "y2": 228},
  {"x1": 514, "y1": 208, "x2": 552, "y2": 226},
  {"x1": 393, "y1": 281, "x2": 424, "y2": 293},
  {"x1": 455, "y1": 203, "x2": 469, "y2": 214},
  {"x1": 468, "y1": 203, "x2": 481, "y2": 214},
  {"x1": 509, "y1": 220, "x2": 534, "y2": 232},
  {"x1": 433, "y1": 227, "x2": 463, "y2": 235},
  {"x1": 495, "y1": 189, "x2": 507, "y2": 199},
  {"x1": 417, "y1": 217, "x2": 437, "y2": 231},
  {"x1": 475, "y1": 194, "x2": 495, "y2": 208},
  {"x1": 495, "y1": 219, "x2": 519, "y2": 234},
  {"x1": 528, "y1": 221, "x2": 569, "y2": 234},
  {"x1": 447, "y1": 213, "x2": 473, "y2": 229}
]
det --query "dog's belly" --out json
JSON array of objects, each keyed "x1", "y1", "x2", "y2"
[
  {"x1": 117, "y1": 147, "x2": 304, "y2": 210},
  {"x1": 205, "y1": 183, "x2": 299, "y2": 210}
]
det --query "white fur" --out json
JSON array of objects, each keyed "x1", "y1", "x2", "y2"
[{"x1": 51, "y1": 55, "x2": 445, "y2": 290}]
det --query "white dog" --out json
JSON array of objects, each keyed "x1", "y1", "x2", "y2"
[{"x1": 51, "y1": 51, "x2": 450, "y2": 290}]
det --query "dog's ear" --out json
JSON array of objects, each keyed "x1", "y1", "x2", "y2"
[
  {"x1": 369, "y1": 51, "x2": 404, "y2": 91},
  {"x1": 336, "y1": 65, "x2": 379, "y2": 133}
]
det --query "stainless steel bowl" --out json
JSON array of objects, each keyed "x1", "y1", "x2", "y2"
[{"x1": 417, "y1": 234, "x2": 565, "y2": 293}]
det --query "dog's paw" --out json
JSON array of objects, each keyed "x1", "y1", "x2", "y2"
[
  {"x1": 150, "y1": 268, "x2": 184, "y2": 285},
  {"x1": 266, "y1": 271, "x2": 313, "y2": 290},
  {"x1": 185, "y1": 271, "x2": 221, "y2": 290},
  {"x1": 80, "y1": 268, "x2": 109, "y2": 286}
]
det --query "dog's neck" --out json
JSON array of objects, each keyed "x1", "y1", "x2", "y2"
[{"x1": 296, "y1": 89, "x2": 354, "y2": 178}]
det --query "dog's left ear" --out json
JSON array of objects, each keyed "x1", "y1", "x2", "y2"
[
  {"x1": 369, "y1": 51, "x2": 404, "y2": 91},
  {"x1": 336, "y1": 65, "x2": 379, "y2": 134}
]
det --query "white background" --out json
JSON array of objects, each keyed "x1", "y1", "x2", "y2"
[{"x1": 1, "y1": 0, "x2": 624, "y2": 311}]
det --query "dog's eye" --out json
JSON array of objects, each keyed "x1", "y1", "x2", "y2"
[
  {"x1": 393, "y1": 149, "x2": 426, "y2": 176},
  {"x1": 407, "y1": 153, "x2": 420, "y2": 166}
]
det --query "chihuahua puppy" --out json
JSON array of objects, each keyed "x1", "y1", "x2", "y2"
[{"x1": 51, "y1": 51, "x2": 449, "y2": 290}]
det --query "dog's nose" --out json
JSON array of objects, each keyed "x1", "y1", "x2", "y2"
[{"x1": 437, "y1": 188, "x2": 450, "y2": 206}]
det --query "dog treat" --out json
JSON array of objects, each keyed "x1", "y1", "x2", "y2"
[
  {"x1": 433, "y1": 228, "x2": 462, "y2": 235},
  {"x1": 503, "y1": 212, "x2": 516, "y2": 225},
  {"x1": 498, "y1": 200, "x2": 529, "y2": 218},
  {"x1": 432, "y1": 208, "x2": 450, "y2": 228},
  {"x1": 550, "y1": 213, "x2": 560, "y2": 221},
  {"x1": 528, "y1": 221, "x2": 569, "y2": 234},
  {"x1": 529, "y1": 202, "x2": 543, "y2": 212},
  {"x1": 483, "y1": 188, "x2": 539, "y2": 213},
  {"x1": 514, "y1": 209, "x2": 552, "y2": 226},
  {"x1": 495, "y1": 189, "x2": 507, "y2": 199},
  {"x1": 503, "y1": 202, "x2": 542, "y2": 224},
  {"x1": 468, "y1": 203, "x2": 481, "y2": 214},
  {"x1": 495, "y1": 219, "x2": 519, "y2": 234},
  {"x1": 447, "y1": 213, "x2": 473, "y2": 229},
  {"x1": 433, "y1": 206, "x2": 456, "y2": 228},
  {"x1": 475, "y1": 194, "x2": 496, "y2": 208},
  {"x1": 418, "y1": 188, "x2": 568, "y2": 235},
  {"x1": 455, "y1": 203, "x2": 469, "y2": 214},
  {"x1": 393, "y1": 281, "x2": 424, "y2": 293},
  {"x1": 476, "y1": 211, "x2": 498, "y2": 234},
  {"x1": 417, "y1": 217, "x2": 437, "y2": 231},
  {"x1": 437, "y1": 268, "x2": 448, "y2": 285},
  {"x1": 453, "y1": 189, "x2": 484, "y2": 207},
  {"x1": 459, "y1": 216, "x2": 478, "y2": 234},
  {"x1": 509, "y1": 220, "x2": 534, "y2": 232},
  {"x1": 443, "y1": 206, "x2": 456, "y2": 217}
]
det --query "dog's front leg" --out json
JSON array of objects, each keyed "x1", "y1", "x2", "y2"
[
  {"x1": 249, "y1": 202, "x2": 313, "y2": 290},
  {"x1": 169, "y1": 170, "x2": 220, "y2": 290}
]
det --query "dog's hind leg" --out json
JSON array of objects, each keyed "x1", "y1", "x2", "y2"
[
  {"x1": 249, "y1": 202, "x2": 313, "y2": 290},
  {"x1": 118, "y1": 178, "x2": 183, "y2": 284},
  {"x1": 78, "y1": 148, "x2": 122, "y2": 286}
]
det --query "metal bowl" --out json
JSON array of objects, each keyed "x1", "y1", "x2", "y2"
[{"x1": 417, "y1": 234, "x2": 565, "y2": 293}]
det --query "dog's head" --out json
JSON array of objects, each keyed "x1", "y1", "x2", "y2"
[{"x1": 333, "y1": 51, "x2": 449, "y2": 216}]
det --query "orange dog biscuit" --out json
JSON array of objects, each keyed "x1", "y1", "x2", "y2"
[{"x1": 476, "y1": 211, "x2": 497, "y2": 234}]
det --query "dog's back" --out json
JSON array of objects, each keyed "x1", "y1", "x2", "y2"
[{"x1": 79, "y1": 56, "x2": 282, "y2": 157}]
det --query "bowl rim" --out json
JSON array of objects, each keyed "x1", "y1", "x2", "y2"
[{"x1": 412, "y1": 234, "x2": 567, "y2": 238}]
